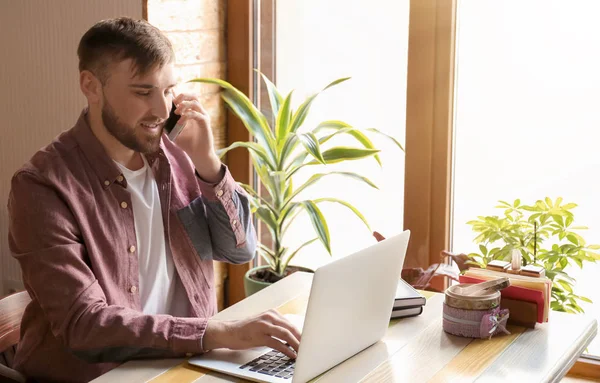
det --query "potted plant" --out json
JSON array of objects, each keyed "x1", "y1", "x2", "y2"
[
  {"x1": 191, "y1": 75, "x2": 403, "y2": 296},
  {"x1": 465, "y1": 197, "x2": 600, "y2": 313}
]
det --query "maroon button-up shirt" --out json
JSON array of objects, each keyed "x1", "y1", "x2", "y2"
[{"x1": 8, "y1": 110, "x2": 256, "y2": 383}]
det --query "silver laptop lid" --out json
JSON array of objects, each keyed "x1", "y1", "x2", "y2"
[{"x1": 292, "y1": 230, "x2": 410, "y2": 383}]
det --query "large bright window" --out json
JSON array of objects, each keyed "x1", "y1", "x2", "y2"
[
  {"x1": 272, "y1": 0, "x2": 410, "y2": 268},
  {"x1": 451, "y1": 1, "x2": 600, "y2": 356}
]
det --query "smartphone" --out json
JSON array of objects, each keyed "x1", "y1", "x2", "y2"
[{"x1": 164, "y1": 102, "x2": 185, "y2": 141}]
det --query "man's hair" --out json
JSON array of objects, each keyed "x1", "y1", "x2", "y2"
[{"x1": 77, "y1": 17, "x2": 174, "y2": 84}]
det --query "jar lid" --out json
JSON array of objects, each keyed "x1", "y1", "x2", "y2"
[{"x1": 445, "y1": 283, "x2": 501, "y2": 310}]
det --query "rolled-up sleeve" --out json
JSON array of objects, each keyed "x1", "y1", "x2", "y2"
[
  {"x1": 196, "y1": 165, "x2": 257, "y2": 264},
  {"x1": 8, "y1": 171, "x2": 209, "y2": 363}
]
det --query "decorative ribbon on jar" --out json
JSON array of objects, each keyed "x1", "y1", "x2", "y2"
[{"x1": 443, "y1": 304, "x2": 510, "y2": 339}]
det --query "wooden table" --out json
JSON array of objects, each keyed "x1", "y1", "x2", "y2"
[{"x1": 91, "y1": 272, "x2": 597, "y2": 383}]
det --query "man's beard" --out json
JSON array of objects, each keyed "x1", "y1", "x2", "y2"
[{"x1": 101, "y1": 96, "x2": 163, "y2": 154}]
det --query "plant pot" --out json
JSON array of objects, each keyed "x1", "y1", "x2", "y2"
[{"x1": 244, "y1": 265, "x2": 314, "y2": 297}]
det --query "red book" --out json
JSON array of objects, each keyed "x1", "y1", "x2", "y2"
[{"x1": 459, "y1": 275, "x2": 545, "y2": 323}]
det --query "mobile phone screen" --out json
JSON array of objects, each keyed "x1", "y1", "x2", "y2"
[
  {"x1": 164, "y1": 102, "x2": 180, "y2": 135},
  {"x1": 164, "y1": 102, "x2": 186, "y2": 141}
]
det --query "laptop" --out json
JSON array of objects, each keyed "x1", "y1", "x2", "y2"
[{"x1": 188, "y1": 230, "x2": 410, "y2": 383}]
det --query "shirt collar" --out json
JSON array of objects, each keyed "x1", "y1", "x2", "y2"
[{"x1": 71, "y1": 108, "x2": 166, "y2": 189}]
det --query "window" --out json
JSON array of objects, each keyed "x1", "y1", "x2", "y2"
[
  {"x1": 451, "y1": 0, "x2": 600, "y2": 356},
  {"x1": 268, "y1": 0, "x2": 410, "y2": 267}
]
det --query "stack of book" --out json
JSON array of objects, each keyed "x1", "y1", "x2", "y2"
[
  {"x1": 460, "y1": 266, "x2": 551, "y2": 327},
  {"x1": 391, "y1": 278, "x2": 426, "y2": 319}
]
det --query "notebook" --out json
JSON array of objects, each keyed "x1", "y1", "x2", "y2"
[
  {"x1": 394, "y1": 278, "x2": 426, "y2": 309},
  {"x1": 391, "y1": 305, "x2": 423, "y2": 319}
]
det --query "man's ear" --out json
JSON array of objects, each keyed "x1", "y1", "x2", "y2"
[{"x1": 80, "y1": 70, "x2": 102, "y2": 104}]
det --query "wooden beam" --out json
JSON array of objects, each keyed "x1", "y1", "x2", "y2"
[
  {"x1": 141, "y1": 0, "x2": 148, "y2": 20},
  {"x1": 225, "y1": 0, "x2": 254, "y2": 306},
  {"x1": 404, "y1": 0, "x2": 457, "y2": 286}
]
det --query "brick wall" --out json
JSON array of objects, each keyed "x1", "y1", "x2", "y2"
[{"x1": 147, "y1": 0, "x2": 229, "y2": 310}]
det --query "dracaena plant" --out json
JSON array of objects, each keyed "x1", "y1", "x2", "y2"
[
  {"x1": 466, "y1": 197, "x2": 600, "y2": 314},
  {"x1": 190, "y1": 75, "x2": 403, "y2": 280}
]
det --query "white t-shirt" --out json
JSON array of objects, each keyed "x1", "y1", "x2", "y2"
[{"x1": 115, "y1": 156, "x2": 189, "y2": 317}]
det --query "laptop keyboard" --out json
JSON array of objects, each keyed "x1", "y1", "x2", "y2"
[{"x1": 239, "y1": 350, "x2": 295, "y2": 379}]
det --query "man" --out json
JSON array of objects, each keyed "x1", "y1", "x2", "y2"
[{"x1": 8, "y1": 17, "x2": 300, "y2": 383}]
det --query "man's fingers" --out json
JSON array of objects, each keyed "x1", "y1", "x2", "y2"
[
  {"x1": 173, "y1": 92, "x2": 197, "y2": 104},
  {"x1": 267, "y1": 313, "x2": 302, "y2": 343},
  {"x1": 173, "y1": 95, "x2": 208, "y2": 115},
  {"x1": 263, "y1": 335, "x2": 297, "y2": 359},
  {"x1": 265, "y1": 324, "x2": 300, "y2": 353}
]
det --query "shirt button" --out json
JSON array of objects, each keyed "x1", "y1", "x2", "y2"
[
  {"x1": 130, "y1": 286, "x2": 137, "y2": 293},
  {"x1": 104, "y1": 180, "x2": 110, "y2": 186},
  {"x1": 121, "y1": 201, "x2": 128, "y2": 209},
  {"x1": 129, "y1": 245, "x2": 136, "y2": 253},
  {"x1": 216, "y1": 190, "x2": 224, "y2": 197},
  {"x1": 232, "y1": 220, "x2": 238, "y2": 226},
  {"x1": 117, "y1": 175, "x2": 124, "y2": 182}
]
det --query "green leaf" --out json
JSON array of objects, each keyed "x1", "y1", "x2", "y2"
[
  {"x1": 251, "y1": 156, "x2": 277, "y2": 200},
  {"x1": 297, "y1": 132, "x2": 326, "y2": 164},
  {"x1": 281, "y1": 238, "x2": 319, "y2": 271},
  {"x1": 237, "y1": 182, "x2": 277, "y2": 214},
  {"x1": 217, "y1": 141, "x2": 276, "y2": 170},
  {"x1": 284, "y1": 171, "x2": 378, "y2": 207},
  {"x1": 256, "y1": 246, "x2": 276, "y2": 269},
  {"x1": 307, "y1": 147, "x2": 380, "y2": 165},
  {"x1": 567, "y1": 234, "x2": 579, "y2": 245},
  {"x1": 314, "y1": 197, "x2": 371, "y2": 232},
  {"x1": 579, "y1": 296, "x2": 593, "y2": 304},
  {"x1": 552, "y1": 215, "x2": 564, "y2": 227},
  {"x1": 284, "y1": 178, "x2": 294, "y2": 201},
  {"x1": 288, "y1": 77, "x2": 351, "y2": 135},
  {"x1": 565, "y1": 215, "x2": 574, "y2": 227},
  {"x1": 366, "y1": 128, "x2": 405, "y2": 152},
  {"x1": 323, "y1": 77, "x2": 351, "y2": 90},
  {"x1": 275, "y1": 91, "x2": 294, "y2": 149},
  {"x1": 315, "y1": 121, "x2": 384, "y2": 165},
  {"x1": 514, "y1": 199, "x2": 521, "y2": 207},
  {"x1": 562, "y1": 203, "x2": 578, "y2": 210},
  {"x1": 479, "y1": 244, "x2": 488, "y2": 256},
  {"x1": 189, "y1": 78, "x2": 276, "y2": 158},
  {"x1": 299, "y1": 201, "x2": 331, "y2": 254},
  {"x1": 570, "y1": 226, "x2": 588, "y2": 230},
  {"x1": 557, "y1": 279, "x2": 573, "y2": 293},
  {"x1": 258, "y1": 71, "x2": 283, "y2": 120},
  {"x1": 254, "y1": 206, "x2": 278, "y2": 236}
]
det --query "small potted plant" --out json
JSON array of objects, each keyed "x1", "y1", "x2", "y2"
[
  {"x1": 191, "y1": 75, "x2": 404, "y2": 295},
  {"x1": 465, "y1": 198, "x2": 600, "y2": 313}
]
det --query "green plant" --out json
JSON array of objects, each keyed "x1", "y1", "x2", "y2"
[
  {"x1": 190, "y1": 75, "x2": 403, "y2": 281},
  {"x1": 466, "y1": 197, "x2": 600, "y2": 313}
]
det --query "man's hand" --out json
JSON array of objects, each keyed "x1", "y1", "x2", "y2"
[
  {"x1": 203, "y1": 310, "x2": 302, "y2": 359},
  {"x1": 171, "y1": 93, "x2": 222, "y2": 183}
]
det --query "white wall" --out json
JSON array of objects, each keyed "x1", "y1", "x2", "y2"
[{"x1": 0, "y1": 1, "x2": 142, "y2": 295}]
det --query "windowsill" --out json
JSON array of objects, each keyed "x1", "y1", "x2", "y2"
[{"x1": 568, "y1": 357, "x2": 600, "y2": 380}]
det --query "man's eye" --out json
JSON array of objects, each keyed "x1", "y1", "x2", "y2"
[{"x1": 136, "y1": 92, "x2": 150, "y2": 96}]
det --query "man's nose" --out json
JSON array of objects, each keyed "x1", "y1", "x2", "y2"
[{"x1": 152, "y1": 93, "x2": 171, "y2": 121}]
